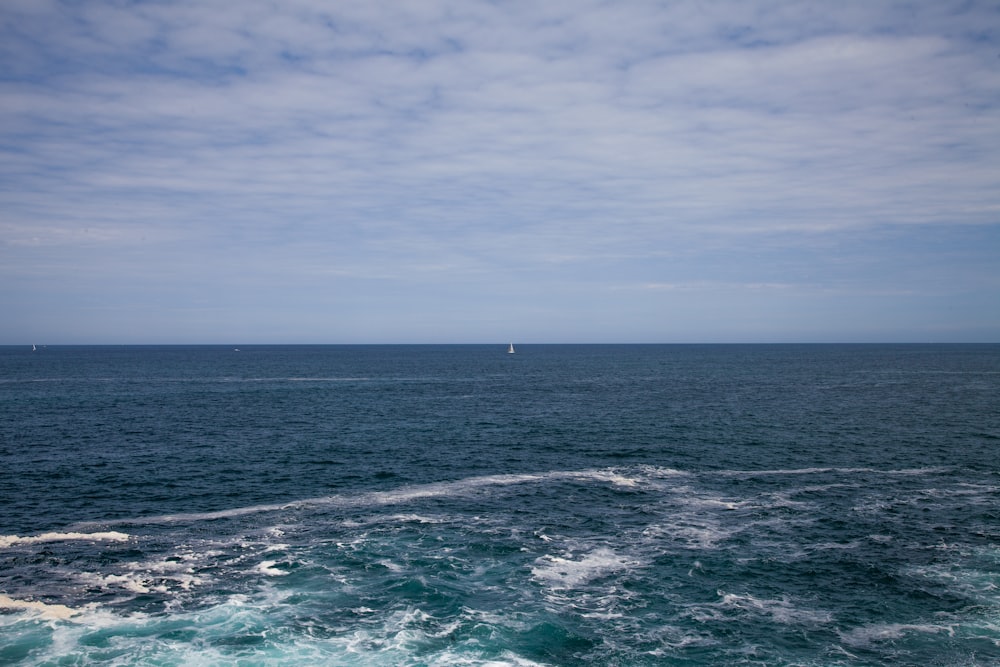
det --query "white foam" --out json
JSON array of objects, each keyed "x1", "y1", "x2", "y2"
[
  {"x1": 71, "y1": 544, "x2": 218, "y2": 600},
  {"x1": 0, "y1": 585, "x2": 560, "y2": 666},
  {"x1": 575, "y1": 470, "x2": 641, "y2": 487},
  {"x1": 642, "y1": 518, "x2": 734, "y2": 550},
  {"x1": 840, "y1": 622, "x2": 954, "y2": 646},
  {"x1": 645, "y1": 624, "x2": 719, "y2": 655},
  {"x1": 682, "y1": 592, "x2": 831, "y2": 626},
  {"x1": 78, "y1": 559, "x2": 205, "y2": 595},
  {"x1": 384, "y1": 514, "x2": 447, "y2": 524},
  {"x1": 73, "y1": 467, "x2": 671, "y2": 527},
  {"x1": 904, "y1": 557, "x2": 1000, "y2": 604},
  {"x1": 0, "y1": 531, "x2": 129, "y2": 548},
  {"x1": 254, "y1": 560, "x2": 288, "y2": 576},
  {"x1": 0, "y1": 594, "x2": 80, "y2": 620},
  {"x1": 376, "y1": 559, "x2": 405, "y2": 573},
  {"x1": 433, "y1": 653, "x2": 550, "y2": 667},
  {"x1": 717, "y1": 592, "x2": 832, "y2": 625},
  {"x1": 531, "y1": 547, "x2": 639, "y2": 589},
  {"x1": 80, "y1": 572, "x2": 157, "y2": 594},
  {"x1": 680, "y1": 496, "x2": 743, "y2": 511}
]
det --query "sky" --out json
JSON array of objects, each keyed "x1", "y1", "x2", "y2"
[{"x1": 1, "y1": 0, "x2": 998, "y2": 344}]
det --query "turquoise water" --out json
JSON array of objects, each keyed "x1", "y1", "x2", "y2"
[{"x1": 1, "y1": 344, "x2": 998, "y2": 665}]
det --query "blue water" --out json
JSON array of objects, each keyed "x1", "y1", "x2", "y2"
[{"x1": 1, "y1": 344, "x2": 998, "y2": 665}]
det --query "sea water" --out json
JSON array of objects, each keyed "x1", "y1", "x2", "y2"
[{"x1": 1, "y1": 344, "x2": 998, "y2": 665}]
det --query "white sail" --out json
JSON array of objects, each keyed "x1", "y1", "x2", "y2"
[{"x1": 508, "y1": 343, "x2": 515, "y2": 354}]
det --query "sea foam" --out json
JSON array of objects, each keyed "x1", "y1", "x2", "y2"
[
  {"x1": 0, "y1": 531, "x2": 129, "y2": 548},
  {"x1": 73, "y1": 468, "x2": 670, "y2": 528},
  {"x1": 0, "y1": 594, "x2": 80, "y2": 620},
  {"x1": 531, "y1": 547, "x2": 639, "y2": 589}
]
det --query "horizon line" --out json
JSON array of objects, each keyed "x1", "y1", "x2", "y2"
[{"x1": 6, "y1": 341, "x2": 999, "y2": 347}]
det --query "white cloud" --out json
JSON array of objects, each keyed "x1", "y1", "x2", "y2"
[{"x1": 1, "y1": 0, "x2": 998, "y2": 342}]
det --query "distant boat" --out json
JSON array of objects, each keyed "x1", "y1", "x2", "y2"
[
  {"x1": 508, "y1": 343, "x2": 515, "y2": 354},
  {"x1": 32, "y1": 344, "x2": 36, "y2": 352}
]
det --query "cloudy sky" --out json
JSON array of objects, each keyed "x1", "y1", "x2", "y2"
[{"x1": 2, "y1": 0, "x2": 998, "y2": 344}]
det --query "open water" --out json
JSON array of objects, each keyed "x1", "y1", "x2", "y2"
[{"x1": 1, "y1": 344, "x2": 998, "y2": 665}]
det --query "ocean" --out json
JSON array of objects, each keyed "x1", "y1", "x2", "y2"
[{"x1": 1, "y1": 344, "x2": 998, "y2": 665}]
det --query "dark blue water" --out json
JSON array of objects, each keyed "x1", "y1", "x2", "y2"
[{"x1": 1, "y1": 344, "x2": 998, "y2": 665}]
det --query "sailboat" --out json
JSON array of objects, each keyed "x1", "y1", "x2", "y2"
[
  {"x1": 32, "y1": 344, "x2": 36, "y2": 352},
  {"x1": 508, "y1": 343, "x2": 515, "y2": 354}
]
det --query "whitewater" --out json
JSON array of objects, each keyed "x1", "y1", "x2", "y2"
[{"x1": 1, "y1": 344, "x2": 998, "y2": 665}]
